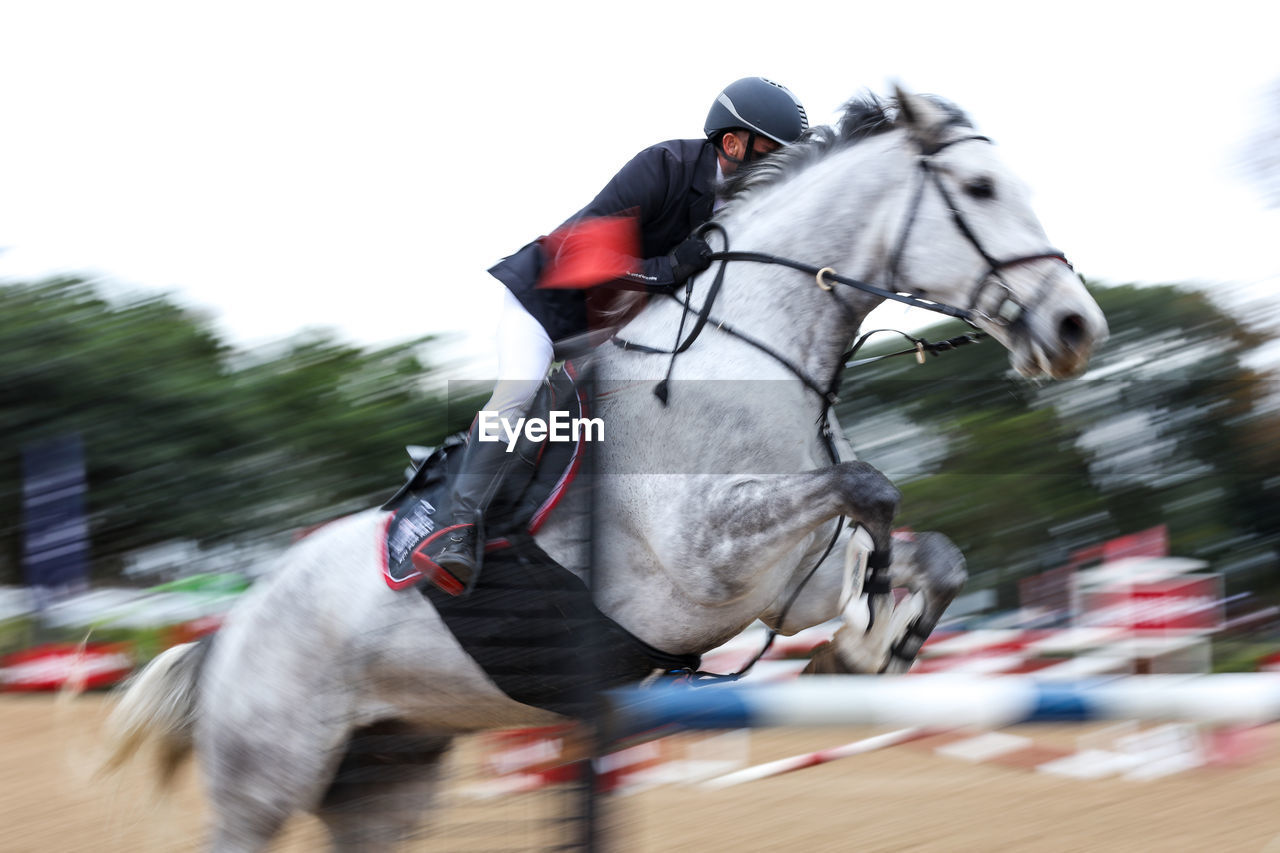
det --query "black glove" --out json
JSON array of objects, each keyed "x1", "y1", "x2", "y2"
[{"x1": 669, "y1": 235, "x2": 713, "y2": 286}]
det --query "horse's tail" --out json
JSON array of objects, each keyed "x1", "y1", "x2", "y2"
[{"x1": 100, "y1": 635, "x2": 213, "y2": 785}]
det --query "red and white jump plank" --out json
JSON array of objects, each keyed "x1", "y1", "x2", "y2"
[{"x1": 701, "y1": 726, "x2": 934, "y2": 789}]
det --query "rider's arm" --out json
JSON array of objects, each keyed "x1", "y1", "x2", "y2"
[{"x1": 567, "y1": 145, "x2": 692, "y2": 293}]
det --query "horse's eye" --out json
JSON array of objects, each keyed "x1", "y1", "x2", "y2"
[{"x1": 965, "y1": 177, "x2": 996, "y2": 200}]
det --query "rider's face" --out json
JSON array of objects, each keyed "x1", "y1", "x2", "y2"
[{"x1": 720, "y1": 131, "x2": 781, "y2": 173}]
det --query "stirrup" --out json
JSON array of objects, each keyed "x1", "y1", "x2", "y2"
[{"x1": 411, "y1": 521, "x2": 484, "y2": 597}]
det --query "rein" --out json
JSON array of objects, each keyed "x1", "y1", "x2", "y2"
[{"x1": 710, "y1": 248, "x2": 978, "y2": 322}]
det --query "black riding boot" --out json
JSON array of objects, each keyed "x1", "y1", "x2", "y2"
[{"x1": 414, "y1": 425, "x2": 513, "y2": 594}]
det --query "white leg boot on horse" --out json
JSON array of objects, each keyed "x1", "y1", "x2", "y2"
[
  {"x1": 803, "y1": 531, "x2": 967, "y2": 674},
  {"x1": 878, "y1": 532, "x2": 969, "y2": 672}
]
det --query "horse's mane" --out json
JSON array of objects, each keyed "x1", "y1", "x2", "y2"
[{"x1": 719, "y1": 92, "x2": 974, "y2": 207}]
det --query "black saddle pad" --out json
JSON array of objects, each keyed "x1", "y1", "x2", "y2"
[{"x1": 420, "y1": 536, "x2": 699, "y2": 718}]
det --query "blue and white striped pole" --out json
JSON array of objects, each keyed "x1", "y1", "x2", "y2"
[{"x1": 605, "y1": 675, "x2": 1280, "y2": 738}]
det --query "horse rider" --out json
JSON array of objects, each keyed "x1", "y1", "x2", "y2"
[{"x1": 424, "y1": 77, "x2": 809, "y2": 592}]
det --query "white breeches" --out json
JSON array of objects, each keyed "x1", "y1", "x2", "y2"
[{"x1": 487, "y1": 287, "x2": 554, "y2": 420}]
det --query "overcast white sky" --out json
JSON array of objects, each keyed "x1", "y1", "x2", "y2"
[{"x1": 1, "y1": 1, "x2": 1277, "y2": 372}]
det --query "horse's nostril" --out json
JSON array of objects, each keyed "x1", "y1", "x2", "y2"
[{"x1": 1058, "y1": 313, "x2": 1087, "y2": 351}]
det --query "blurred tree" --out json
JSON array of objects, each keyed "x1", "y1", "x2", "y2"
[
  {"x1": 839, "y1": 282, "x2": 1279, "y2": 605},
  {"x1": 0, "y1": 277, "x2": 471, "y2": 583},
  {"x1": 226, "y1": 330, "x2": 479, "y2": 533},
  {"x1": 1, "y1": 278, "x2": 231, "y2": 580}
]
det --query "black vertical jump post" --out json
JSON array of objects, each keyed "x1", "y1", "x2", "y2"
[{"x1": 575, "y1": 358, "x2": 605, "y2": 852}]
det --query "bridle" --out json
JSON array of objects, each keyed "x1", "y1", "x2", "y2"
[
  {"x1": 884, "y1": 133, "x2": 1071, "y2": 329},
  {"x1": 710, "y1": 134, "x2": 1073, "y2": 335},
  {"x1": 609, "y1": 129, "x2": 1072, "y2": 683},
  {"x1": 612, "y1": 131, "x2": 1073, "y2": 416}
]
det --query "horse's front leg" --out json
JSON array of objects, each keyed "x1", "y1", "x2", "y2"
[
  {"x1": 672, "y1": 460, "x2": 900, "y2": 605},
  {"x1": 804, "y1": 531, "x2": 967, "y2": 674},
  {"x1": 878, "y1": 531, "x2": 968, "y2": 672}
]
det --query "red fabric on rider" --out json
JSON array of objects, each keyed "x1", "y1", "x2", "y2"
[{"x1": 536, "y1": 214, "x2": 643, "y2": 290}]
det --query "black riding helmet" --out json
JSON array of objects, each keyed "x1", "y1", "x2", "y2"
[{"x1": 704, "y1": 77, "x2": 809, "y2": 149}]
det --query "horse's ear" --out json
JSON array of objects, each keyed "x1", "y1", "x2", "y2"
[{"x1": 893, "y1": 82, "x2": 949, "y2": 152}]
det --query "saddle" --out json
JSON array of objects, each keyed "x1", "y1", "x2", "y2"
[
  {"x1": 380, "y1": 366, "x2": 585, "y2": 591},
  {"x1": 377, "y1": 366, "x2": 700, "y2": 717}
]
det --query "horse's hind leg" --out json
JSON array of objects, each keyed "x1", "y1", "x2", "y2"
[
  {"x1": 316, "y1": 721, "x2": 453, "y2": 853},
  {"x1": 200, "y1": 714, "x2": 351, "y2": 853},
  {"x1": 197, "y1": 659, "x2": 357, "y2": 853}
]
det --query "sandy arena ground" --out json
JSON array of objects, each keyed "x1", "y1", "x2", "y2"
[{"x1": 4, "y1": 693, "x2": 1280, "y2": 852}]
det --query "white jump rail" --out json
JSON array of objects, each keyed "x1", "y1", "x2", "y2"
[{"x1": 605, "y1": 674, "x2": 1280, "y2": 737}]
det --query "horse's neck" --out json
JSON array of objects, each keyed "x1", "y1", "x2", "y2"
[
  {"x1": 704, "y1": 143, "x2": 910, "y2": 382},
  {"x1": 611, "y1": 136, "x2": 912, "y2": 387}
]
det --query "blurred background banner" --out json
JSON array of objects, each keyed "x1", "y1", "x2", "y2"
[{"x1": 20, "y1": 434, "x2": 90, "y2": 608}]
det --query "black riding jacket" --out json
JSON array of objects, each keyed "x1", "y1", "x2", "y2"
[{"x1": 488, "y1": 138, "x2": 719, "y2": 343}]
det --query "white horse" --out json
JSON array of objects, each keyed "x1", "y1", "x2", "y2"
[{"x1": 105, "y1": 88, "x2": 1106, "y2": 851}]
